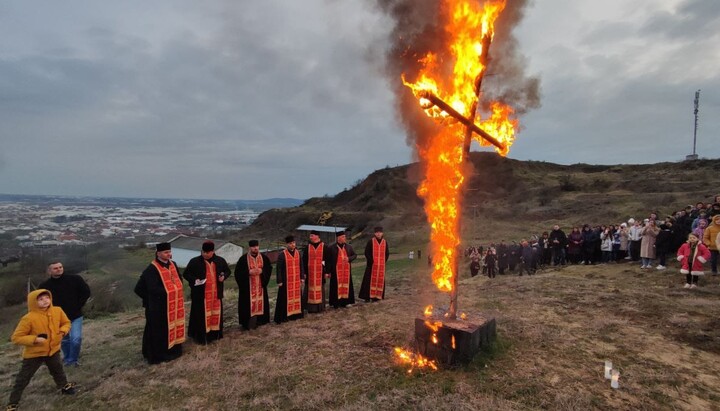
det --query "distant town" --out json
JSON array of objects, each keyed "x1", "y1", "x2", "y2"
[{"x1": 0, "y1": 194, "x2": 303, "y2": 260}]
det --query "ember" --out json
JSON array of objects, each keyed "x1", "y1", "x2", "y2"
[{"x1": 394, "y1": 347, "x2": 439, "y2": 373}]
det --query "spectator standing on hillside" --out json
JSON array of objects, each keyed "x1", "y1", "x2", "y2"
[
  {"x1": 518, "y1": 240, "x2": 534, "y2": 275},
  {"x1": 359, "y1": 227, "x2": 390, "y2": 302},
  {"x1": 327, "y1": 230, "x2": 357, "y2": 308},
  {"x1": 182, "y1": 241, "x2": 230, "y2": 344},
  {"x1": 693, "y1": 219, "x2": 708, "y2": 241},
  {"x1": 469, "y1": 248, "x2": 481, "y2": 277},
  {"x1": 580, "y1": 225, "x2": 595, "y2": 264},
  {"x1": 567, "y1": 227, "x2": 583, "y2": 264},
  {"x1": 618, "y1": 223, "x2": 629, "y2": 260},
  {"x1": 549, "y1": 225, "x2": 567, "y2": 266},
  {"x1": 655, "y1": 221, "x2": 674, "y2": 270},
  {"x1": 640, "y1": 220, "x2": 660, "y2": 269},
  {"x1": 692, "y1": 210, "x2": 708, "y2": 231},
  {"x1": 6, "y1": 290, "x2": 76, "y2": 411},
  {"x1": 538, "y1": 232, "x2": 551, "y2": 267},
  {"x1": 39, "y1": 261, "x2": 91, "y2": 367},
  {"x1": 497, "y1": 240, "x2": 509, "y2": 274},
  {"x1": 134, "y1": 242, "x2": 185, "y2": 364},
  {"x1": 274, "y1": 235, "x2": 305, "y2": 324},
  {"x1": 708, "y1": 203, "x2": 720, "y2": 219},
  {"x1": 628, "y1": 219, "x2": 643, "y2": 261},
  {"x1": 485, "y1": 247, "x2": 497, "y2": 278},
  {"x1": 303, "y1": 230, "x2": 329, "y2": 313},
  {"x1": 678, "y1": 233, "x2": 710, "y2": 289},
  {"x1": 235, "y1": 240, "x2": 272, "y2": 330},
  {"x1": 600, "y1": 227, "x2": 613, "y2": 263},
  {"x1": 702, "y1": 215, "x2": 720, "y2": 275},
  {"x1": 508, "y1": 241, "x2": 520, "y2": 271}
]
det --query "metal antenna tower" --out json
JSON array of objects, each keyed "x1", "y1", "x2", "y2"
[{"x1": 687, "y1": 89, "x2": 700, "y2": 160}]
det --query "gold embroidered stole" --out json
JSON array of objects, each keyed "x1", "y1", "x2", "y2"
[
  {"x1": 283, "y1": 249, "x2": 302, "y2": 316},
  {"x1": 370, "y1": 239, "x2": 386, "y2": 299},
  {"x1": 307, "y1": 243, "x2": 324, "y2": 304},
  {"x1": 247, "y1": 254, "x2": 265, "y2": 316},
  {"x1": 203, "y1": 260, "x2": 221, "y2": 332},
  {"x1": 151, "y1": 261, "x2": 186, "y2": 348},
  {"x1": 336, "y1": 245, "x2": 350, "y2": 299}
]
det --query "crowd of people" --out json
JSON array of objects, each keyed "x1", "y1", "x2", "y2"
[
  {"x1": 467, "y1": 199, "x2": 720, "y2": 289},
  {"x1": 7, "y1": 227, "x2": 389, "y2": 410}
]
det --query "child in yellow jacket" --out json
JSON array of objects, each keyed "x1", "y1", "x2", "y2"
[{"x1": 6, "y1": 289, "x2": 76, "y2": 411}]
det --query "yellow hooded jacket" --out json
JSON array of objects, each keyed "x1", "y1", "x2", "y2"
[
  {"x1": 703, "y1": 215, "x2": 720, "y2": 251},
  {"x1": 11, "y1": 289, "x2": 71, "y2": 359}
]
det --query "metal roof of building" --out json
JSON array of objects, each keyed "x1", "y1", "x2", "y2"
[
  {"x1": 296, "y1": 225, "x2": 347, "y2": 233},
  {"x1": 169, "y1": 235, "x2": 236, "y2": 250}
]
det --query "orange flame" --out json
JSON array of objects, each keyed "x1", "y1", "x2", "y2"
[
  {"x1": 394, "y1": 347, "x2": 439, "y2": 373},
  {"x1": 424, "y1": 305, "x2": 434, "y2": 317},
  {"x1": 424, "y1": 320, "x2": 443, "y2": 333},
  {"x1": 404, "y1": 0, "x2": 516, "y2": 293},
  {"x1": 452, "y1": 335, "x2": 457, "y2": 349}
]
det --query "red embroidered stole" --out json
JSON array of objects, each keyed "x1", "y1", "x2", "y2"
[
  {"x1": 336, "y1": 245, "x2": 350, "y2": 299},
  {"x1": 247, "y1": 254, "x2": 264, "y2": 316},
  {"x1": 307, "y1": 243, "x2": 324, "y2": 304},
  {"x1": 283, "y1": 249, "x2": 302, "y2": 316},
  {"x1": 151, "y1": 261, "x2": 185, "y2": 348},
  {"x1": 203, "y1": 260, "x2": 221, "y2": 332},
  {"x1": 370, "y1": 239, "x2": 386, "y2": 299}
]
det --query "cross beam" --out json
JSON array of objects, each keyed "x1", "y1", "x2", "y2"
[{"x1": 418, "y1": 90, "x2": 507, "y2": 153}]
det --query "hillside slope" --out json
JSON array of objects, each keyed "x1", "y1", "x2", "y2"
[{"x1": 241, "y1": 153, "x2": 720, "y2": 243}]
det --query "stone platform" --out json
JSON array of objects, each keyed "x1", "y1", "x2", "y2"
[{"x1": 414, "y1": 314, "x2": 496, "y2": 366}]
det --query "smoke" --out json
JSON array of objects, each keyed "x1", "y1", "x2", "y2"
[{"x1": 373, "y1": 0, "x2": 541, "y2": 149}]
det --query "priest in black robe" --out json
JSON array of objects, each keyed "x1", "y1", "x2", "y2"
[
  {"x1": 182, "y1": 241, "x2": 230, "y2": 344},
  {"x1": 359, "y1": 227, "x2": 390, "y2": 301},
  {"x1": 327, "y1": 230, "x2": 357, "y2": 308},
  {"x1": 235, "y1": 240, "x2": 272, "y2": 330},
  {"x1": 134, "y1": 242, "x2": 184, "y2": 364},
  {"x1": 274, "y1": 235, "x2": 306, "y2": 323}
]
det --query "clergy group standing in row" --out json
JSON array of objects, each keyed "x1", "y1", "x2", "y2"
[{"x1": 134, "y1": 227, "x2": 390, "y2": 365}]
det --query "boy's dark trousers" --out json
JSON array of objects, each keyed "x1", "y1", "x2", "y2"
[{"x1": 9, "y1": 352, "x2": 67, "y2": 404}]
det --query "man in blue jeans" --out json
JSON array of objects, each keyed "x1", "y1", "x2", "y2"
[{"x1": 39, "y1": 261, "x2": 91, "y2": 366}]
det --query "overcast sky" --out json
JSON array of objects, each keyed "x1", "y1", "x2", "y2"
[{"x1": 0, "y1": 0, "x2": 718, "y2": 200}]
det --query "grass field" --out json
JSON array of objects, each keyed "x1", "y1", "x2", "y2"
[{"x1": 2, "y1": 253, "x2": 719, "y2": 410}]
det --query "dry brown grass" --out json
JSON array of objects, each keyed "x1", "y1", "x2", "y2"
[{"x1": 3, "y1": 256, "x2": 720, "y2": 410}]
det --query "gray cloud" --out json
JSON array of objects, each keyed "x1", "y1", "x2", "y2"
[{"x1": 0, "y1": 0, "x2": 718, "y2": 199}]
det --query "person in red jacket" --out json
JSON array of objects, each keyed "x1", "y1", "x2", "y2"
[{"x1": 677, "y1": 232, "x2": 711, "y2": 289}]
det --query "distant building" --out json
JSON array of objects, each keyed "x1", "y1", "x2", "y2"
[
  {"x1": 167, "y1": 235, "x2": 244, "y2": 268},
  {"x1": 296, "y1": 224, "x2": 348, "y2": 245}
]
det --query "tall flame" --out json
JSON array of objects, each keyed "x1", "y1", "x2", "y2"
[{"x1": 404, "y1": 0, "x2": 517, "y2": 292}]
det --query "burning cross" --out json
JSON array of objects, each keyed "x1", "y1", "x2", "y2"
[{"x1": 410, "y1": 33, "x2": 506, "y2": 320}]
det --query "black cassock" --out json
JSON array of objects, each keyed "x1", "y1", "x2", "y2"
[
  {"x1": 326, "y1": 242, "x2": 357, "y2": 308},
  {"x1": 235, "y1": 253, "x2": 272, "y2": 330},
  {"x1": 274, "y1": 248, "x2": 305, "y2": 323},
  {"x1": 359, "y1": 238, "x2": 390, "y2": 301},
  {"x1": 182, "y1": 254, "x2": 231, "y2": 344},
  {"x1": 134, "y1": 259, "x2": 183, "y2": 364}
]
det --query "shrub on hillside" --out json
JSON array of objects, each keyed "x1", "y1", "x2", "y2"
[
  {"x1": 1, "y1": 276, "x2": 28, "y2": 307},
  {"x1": 84, "y1": 276, "x2": 141, "y2": 318},
  {"x1": 559, "y1": 175, "x2": 579, "y2": 192}
]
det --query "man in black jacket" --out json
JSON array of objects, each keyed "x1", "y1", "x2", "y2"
[
  {"x1": 182, "y1": 241, "x2": 231, "y2": 344},
  {"x1": 549, "y1": 225, "x2": 568, "y2": 266},
  {"x1": 39, "y1": 261, "x2": 91, "y2": 366}
]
